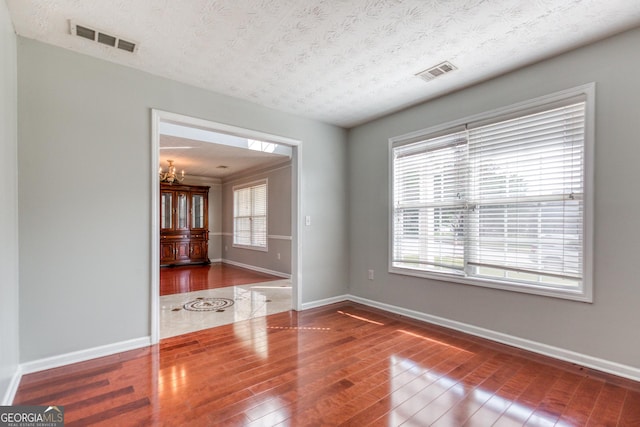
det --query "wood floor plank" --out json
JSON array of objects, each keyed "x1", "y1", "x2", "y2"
[
  {"x1": 462, "y1": 358, "x2": 542, "y2": 425},
  {"x1": 16, "y1": 362, "x2": 123, "y2": 392},
  {"x1": 394, "y1": 347, "x2": 496, "y2": 425},
  {"x1": 17, "y1": 379, "x2": 111, "y2": 406},
  {"x1": 619, "y1": 390, "x2": 640, "y2": 427},
  {"x1": 13, "y1": 301, "x2": 639, "y2": 426},
  {"x1": 62, "y1": 386, "x2": 135, "y2": 412},
  {"x1": 431, "y1": 354, "x2": 523, "y2": 426},
  {"x1": 522, "y1": 370, "x2": 582, "y2": 425},
  {"x1": 492, "y1": 365, "x2": 562, "y2": 426},
  {"x1": 586, "y1": 383, "x2": 627, "y2": 426},
  {"x1": 411, "y1": 351, "x2": 507, "y2": 426},
  {"x1": 557, "y1": 376, "x2": 606, "y2": 425},
  {"x1": 160, "y1": 263, "x2": 281, "y2": 295},
  {"x1": 65, "y1": 398, "x2": 150, "y2": 427}
]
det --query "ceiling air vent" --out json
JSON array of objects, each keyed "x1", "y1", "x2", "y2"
[
  {"x1": 97, "y1": 32, "x2": 116, "y2": 47},
  {"x1": 117, "y1": 39, "x2": 136, "y2": 53},
  {"x1": 69, "y1": 20, "x2": 138, "y2": 53},
  {"x1": 416, "y1": 61, "x2": 457, "y2": 82},
  {"x1": 74, "y1": 25, "x2": 95, "y2": 41}
]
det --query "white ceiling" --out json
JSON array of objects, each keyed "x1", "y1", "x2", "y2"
[
  {"x1": 6, "y1": 0, "x2": 640, "y2": 128},
  {"x1": 159, "y1": 125, "x2": 291, "y2": 180},
  {"x1": 160, "y1": 135, "x2": 291, "y2": 180}
]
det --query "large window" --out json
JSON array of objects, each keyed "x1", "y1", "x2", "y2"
[
  {"x1": 390, "y1": 85, "x2": 594, "y2": 301},
  {"x1": 233, "y1": 180, "x2": 268, "y2": 250}
]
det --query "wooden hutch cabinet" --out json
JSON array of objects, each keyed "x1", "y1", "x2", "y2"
[{"x1": 160, "y1": 183, "x2": 210, "y2": 266}]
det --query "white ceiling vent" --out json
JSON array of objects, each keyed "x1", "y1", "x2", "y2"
[
  {"x1": 416, "y1": 61, "x2": 457, "y2": 82},
  {"x1": 69, "y1": 20, "x2": 138, "y2": 53}
]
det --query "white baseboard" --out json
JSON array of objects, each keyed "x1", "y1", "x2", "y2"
[
  {"x1": 209, "y1": 258, "x2": 223, "y2": 263},
  {"x1": 20, "y1": 337, "x2": 151, "y2": 376},
  {"x1": 222, "y1": 259, "x2": 290, "y2": 279},
  {"x1": 346, "y1": 295, "x2": 640, "y2": 382},
  {"x1": 1, "y1": 367, "x2": 22, "y2": 405},
  {"x1": 301, "y1": 294, "x2": 349, "y2": 310}
]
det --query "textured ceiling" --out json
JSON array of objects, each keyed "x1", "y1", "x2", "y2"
[
  {"x1": 159, "y1": 134, "x2": 290, "y2": 179},
  {"x1": 6, "y1": 0, "x2": 640, "y2": 127}
]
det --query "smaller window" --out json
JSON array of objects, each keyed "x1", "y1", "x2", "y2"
[{"x1": 233, "y1": 180, "x2": 268, "y2": 250}]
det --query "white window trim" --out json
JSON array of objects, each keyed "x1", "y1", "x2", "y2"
[
  {"x1": 233, "y1": 178, "x2": 269, "y2": 252},
  {"x1": 388, "y1": 83, "x2": 595, "y2": 302}
]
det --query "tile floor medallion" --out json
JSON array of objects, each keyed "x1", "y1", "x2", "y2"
[
  {"x1": 160, "y1": 279, "x2": 292, "y2": 339},
  {"x1": 183, "y1": 297, "x2": 235, "y2": 312}
]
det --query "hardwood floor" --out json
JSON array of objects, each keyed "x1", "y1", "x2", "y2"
[
  {"x1": 160, "y1": 263, "x2": 282, "y2": 296},
  {"x1": 14, "y1": 302, "x2": 640, "y2": 426}
]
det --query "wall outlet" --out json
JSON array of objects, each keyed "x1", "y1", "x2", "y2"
[
  {"x1": 224, "y1": 245, "x2": 228, "y2": 251},
  {"x1": 305, "y1": 215, "x2": 311, "y2": 226},
  {"x1": 368, "y1": 269, "x2": 375, "y2": 280},
  {"x1": 277, "y1": 253, "x2": 281, "y2": 260}
]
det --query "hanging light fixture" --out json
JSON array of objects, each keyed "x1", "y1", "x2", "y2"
[{"x1": 159, "y1": 160, "x2": 185, "y2": 184}]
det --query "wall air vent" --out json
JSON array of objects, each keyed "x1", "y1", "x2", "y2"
[
  {"x1": 69, "y1": 20, "x2": 138, "y2": 53},
  {"x1": 415, "y1": 61, "x2": 457, "y2": 82}
]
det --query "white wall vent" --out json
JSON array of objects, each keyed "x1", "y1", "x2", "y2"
[
  {"x1": 416, "y1": 61, "x2": 457, "y2": 82},
  {"x1": 69, "y1": 20, "x2": 138, "y2": 53}
]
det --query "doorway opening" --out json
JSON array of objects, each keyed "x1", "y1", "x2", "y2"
[{"x1": 151, "y1": 110, "x2": 302, "y2": 344}]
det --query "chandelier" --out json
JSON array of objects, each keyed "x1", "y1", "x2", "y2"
[{"x1": 159, "y1": 160, "x2": 185, "y2": 184}]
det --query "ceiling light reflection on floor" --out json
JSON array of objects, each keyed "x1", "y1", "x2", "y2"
[
  {"x1": 158, "y1": 364, "x2": 189, "y2": 398},
  {"x1": 234, "y1": 316, "x2": 269, "y2": 359}
]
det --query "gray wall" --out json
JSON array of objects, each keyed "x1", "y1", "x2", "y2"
[
  {"x1": 208, "y1": 182, "x2": 223, "y2": 261},
  {"x1": 18, "y1": 38, "x2": 348, "y2": 362},
  {"x1": 348, "y1": 26, "x2": 640, "y2": 369},
  {"x1": 0, "y1": 1, "x2": 19, "y2": 403},
  {"x1": 222, "y1": 162, "x2": 292, "y2": 275}
]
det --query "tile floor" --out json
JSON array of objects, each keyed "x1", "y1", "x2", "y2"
[{"x1": 160, "y1": 279, "x2": 292, "y2": 339}]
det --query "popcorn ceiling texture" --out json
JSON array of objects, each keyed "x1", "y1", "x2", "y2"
[{"x1": 7, "y1": 0, "x2": 640, "y2": 127}]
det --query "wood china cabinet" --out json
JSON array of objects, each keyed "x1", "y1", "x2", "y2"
[{"x1": 160, "y1": 183, "x2": 210, "y2": 266}]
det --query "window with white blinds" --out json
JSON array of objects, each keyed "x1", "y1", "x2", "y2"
[
  {"x1": 233, "y1": 180, "x2": 267, "y2": 250},
  {"x1": 390, "y1": 85, "x2": 594, "y2": 301}
]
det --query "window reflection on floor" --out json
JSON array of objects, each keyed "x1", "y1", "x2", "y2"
[
  {"x1": 234, "y1": 314, "x2": 269, "y2": 359},
  {"x1": 389, "y1": 355, "x2": 571, "y2": 425},
  {"x1": 233, "y1": 286, "x2": 268, "y2": 321}
]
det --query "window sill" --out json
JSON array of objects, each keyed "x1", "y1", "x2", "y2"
[
  {"x1": 233, "y1": 244, "x2": 268, "y2": 252},
  {"x1": 388, "y1": 265, "x2": 592, "y2": 303}
]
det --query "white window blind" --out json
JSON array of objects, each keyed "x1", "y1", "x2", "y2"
[
  {"x1": 233, "y1": 181, "x2": 267, "y2": 248},
  {"x1": 391, "y1": 88, "x2": 592, "y2": 299},
  {"x1": 393, "y1": 131, "x2": 468, "y2": 273}
]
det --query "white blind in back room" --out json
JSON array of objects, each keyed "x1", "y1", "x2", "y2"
[{"x1": 234, "y1": 182, "x2": 267, "y2": 248}]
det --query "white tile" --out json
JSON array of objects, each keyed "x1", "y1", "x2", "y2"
[{"x1": 160, "y1": 280, "x2": 291, "y2": 339}]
